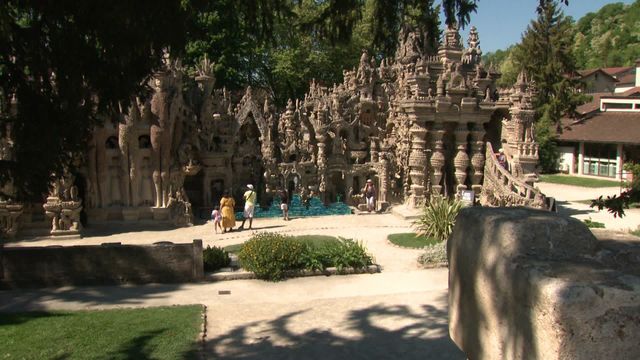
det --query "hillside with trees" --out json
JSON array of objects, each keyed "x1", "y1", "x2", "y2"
[{"x1": 484, "y1": 0, "x2": 640, "y2": 87}]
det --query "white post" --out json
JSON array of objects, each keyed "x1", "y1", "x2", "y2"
[
  {"x1": 578, "y1": 142, "x2": 584, "y2": 175},
  {"x1": 616, "y1": 143, "x2": 623, "y2": 181}
]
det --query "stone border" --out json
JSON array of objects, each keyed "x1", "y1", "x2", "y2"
[
  {"x1": 198, "y1": 304, "x2": 207, "y2": 360},
  {"x1": 205, "y1": 264, "x2": 381, "y2": 282}
]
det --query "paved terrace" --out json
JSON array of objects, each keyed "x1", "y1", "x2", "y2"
[
  {"x1": 2, "y1": 213, "x2": 465, "y2": 359},
  {"x1": 2, "y1": 182, "x2": 638, "y2": 359}
]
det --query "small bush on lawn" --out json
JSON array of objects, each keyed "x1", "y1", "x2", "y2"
[
  {"x1": 203, "y1": 245, "x2": 231, "y2": 272},
  {"x1": 418, "y1": 241, "x2": 448, "y2": 267},
  {"x1": 238, "y1": 233, "x2": 374, "y2": 280},
  {"x1": 238, "y1": 233, "x2": 307, "y2": 281},
  {"x1": 306, "y1": 238, "x2": 374, "y2": 272},
  {"x1": 413, "y1": 196, "x2": 463, "y2": 242},
  {"x1": 583, "y1": 218, "x2": 605, "y2": 229}
]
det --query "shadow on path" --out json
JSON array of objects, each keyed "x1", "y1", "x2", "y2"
[{"x1": 207, "y1": 294, "x2": 464, "y2": 360}]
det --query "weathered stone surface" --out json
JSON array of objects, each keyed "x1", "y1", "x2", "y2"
[
  {"x1": 448, "y1": 207, "x2": 640, "y2": 360},
  {"x1": 1, "y1": 239, "x2": 204, "y2": 288}
]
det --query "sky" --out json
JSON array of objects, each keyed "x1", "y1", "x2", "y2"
[{"x1": 459, "y1": 0, "x2": 636, "y2": 53}]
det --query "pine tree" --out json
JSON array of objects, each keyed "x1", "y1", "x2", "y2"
[{"x1": 515, "y1": 0, "x2": 586, "y2": 173}]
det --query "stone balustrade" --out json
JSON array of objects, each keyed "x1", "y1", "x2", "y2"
[
  {"x1": 516, "y1": 141, "x2": 539, "y2": 158},
  {"x1": 480, "y1": 142, "x2": 546, "y2": 209}
]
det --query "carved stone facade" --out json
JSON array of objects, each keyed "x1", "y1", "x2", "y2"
[{"x1": 1, "y1": 25, "x2": 545, "y2": 236}]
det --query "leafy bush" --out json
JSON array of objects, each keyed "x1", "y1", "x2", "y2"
[
  {"x1": 417, "y1": 241, "x2": 448, "y2": 267},
  {"x1": 583, "y1": 218, "x2": 605, "y2": 229},
  {"x1": 237, "y1": 233, "x2": 374, "y2": 280},
  {"x1": 238, "y1": 233, "x2": 307, "y2": 281},
  {"x1": 413, "y1": 196, "x2": 463, "y2": 242},
  {"x1": 203, "y1": 245, "x2": 231, "y2": 272}
]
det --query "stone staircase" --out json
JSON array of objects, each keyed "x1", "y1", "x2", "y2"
[{"x1": 479, "y1": 142, "x2": 548, "y2": 210}]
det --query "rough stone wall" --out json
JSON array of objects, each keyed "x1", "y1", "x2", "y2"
[
  {"x1": 0, "y1": 239, "x2": 204, "y2": 288},
  {"x1": 448, "y1": 207, "x2": 640, "y2": 360}
]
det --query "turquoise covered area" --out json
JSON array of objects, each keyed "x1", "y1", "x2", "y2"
[{"x1": 235, "y1": 194, "x2": 351, "y2": 219}]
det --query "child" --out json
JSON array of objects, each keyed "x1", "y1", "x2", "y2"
[
  {"x1": 211, "y1": 206, "x2": 222, "y2": 234},
  {"x1": 280, "y1": 190, "x2": 290, "y2": 221}
]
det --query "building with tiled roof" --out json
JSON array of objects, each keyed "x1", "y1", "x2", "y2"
[{"x1": 557, "y1": 59, "x2": 640, "y2": 180}]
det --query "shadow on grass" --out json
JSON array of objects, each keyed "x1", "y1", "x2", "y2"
[
  {"x1": 0, "y1": 283, "x2": 186, "y2": 312},
  {"x1": 206, "y1": 293, "x2": 464, "y2": 360},
  {"x1": 0, "y1": 310, "x2": 69, "y2": 326}
]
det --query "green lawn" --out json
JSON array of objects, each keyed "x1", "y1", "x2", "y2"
[
  {"x1": 388, "y1": 233, "x2": 439, "y2": 248},
  {"x1": 224, "y1": 234, "x2": 341, "y2": 254},
  {"x1": 0, "y1": 305, "x2": 203, "y2": 360},
  {"x1": 539, "y1": 174, "x2": 621, "y2": 188}
]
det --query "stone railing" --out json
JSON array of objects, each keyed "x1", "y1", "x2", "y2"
[
  {"x1": 515, "y1": 141, "x2": 539, "y2": 158},
  {"x1": 479, "y1": 142, "x2": 547, "y2": 209}
]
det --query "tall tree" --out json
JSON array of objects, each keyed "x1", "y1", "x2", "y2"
[{"x1": 514, "y1": 0, "x2": 585, "y2": 173}]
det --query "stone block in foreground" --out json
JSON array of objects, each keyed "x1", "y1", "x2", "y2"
[{"x1": 448, "y1": 207, "x2": 640, "y2": 360}]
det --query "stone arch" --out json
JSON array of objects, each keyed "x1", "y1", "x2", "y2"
[{"x1": 235, "y1": 99, "x2": 268, "y2": 141}]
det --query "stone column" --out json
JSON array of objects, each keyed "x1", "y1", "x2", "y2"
[
  {"x1": 430, "y1": 122, "x2": 446, "y2": 196},
  {"x1": 454, "y1": 121, "x2": 470, "y2": 193},
  {"x1": 408, "y1": 120, "x2": 428, "y2": 207},
  {"x1": 470, "y1": 123, "x2": 486, "y2": 194}
]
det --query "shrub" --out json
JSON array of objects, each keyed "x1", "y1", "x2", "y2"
[
  {"x1": 413, "y1": 196, "x2": 463, "y2": 242},
  {"x1": 417, "y1": 241, "x2": 448, "y2": 267},
  {"x1": 316, "y1": 238, "x2": 374, "y2": 272},
  {"x1": 203, "y1": 245, "x2": 231, "y2": 272},
  {"x1": 238, "y1": 233, "x2": 307, "y2": 281}
]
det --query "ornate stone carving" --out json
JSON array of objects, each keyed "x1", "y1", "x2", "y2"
[
  {"x1": 430, "y1": 123, "x2": 446, "y2": 196},
  {"x1": 454, "y1": 122, "x2": 470, "y2": 193}
]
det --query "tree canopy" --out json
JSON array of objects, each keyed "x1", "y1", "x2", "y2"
[{"x1": 1, "y1": 0, "x2": 481, "y2": 200}]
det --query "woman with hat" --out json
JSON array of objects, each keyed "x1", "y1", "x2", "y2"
[
  {"x1": 363, "y1": 179, "x2": 376, "y2": 212},
  {"x1": 219, "y1": 189, "x2": 236, "y2": 233}
]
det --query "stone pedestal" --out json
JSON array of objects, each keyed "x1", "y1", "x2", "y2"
[
  {"x1": 449, "y1": 207, "x2": 640, "y2": 360},
  {"x1": 43, "y1": 198, "x2": 83, "y2": 237},
  {"x1": 0, "y1": 201, "x2": 23, "y2": 238}
]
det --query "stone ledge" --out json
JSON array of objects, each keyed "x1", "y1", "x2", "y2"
[
  {"x1": 205, "y1": 264, "x2": 381, "y2": 282},
  {"x1": 448, "y1": 207, "x2": 640, "y2": 360}
]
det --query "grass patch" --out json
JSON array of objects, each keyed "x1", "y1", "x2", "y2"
[
  {"x1": 0, "y1": 305, "x2": 203, "y2": 359},
  {"x1": 539, "y1": 174, "x2": 620, "y2": 188},
  {"x1": 224, "y1": 235, "x2": 341, "y2": 254},
  {"x1": 630, "y1": 229, "x2": 640, "y2": 237},
  {"x1": 388, "y1": 233, "x2": 439, "y2": 248},
  {"x1": 583, "y1": 218, "x2": 605, "y2": 229}
]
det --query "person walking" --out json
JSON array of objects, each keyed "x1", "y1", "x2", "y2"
[
  {"x1": 219, "y1": 190, "x2": 236, "y2": 233},
  {"x1": 211, "y1": 206, "x2": 222, "y2": 234},
  {"x1": 238, "y1": 184, "x2": 257, "y2": 230},
  {"x1": 363, "y1": 179, "x2": 376, "y2": 212},
  {"x1": 496, "y1": 148, "x2": 508, "y2": 170},
  {"x1": 280, "y1": 189, "x2": 290, "y2": 221}
]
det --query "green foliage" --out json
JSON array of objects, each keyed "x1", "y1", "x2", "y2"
[
  {"x1": 413, "y1": 196, "x2": 463, "y2": 243},
  {"x1": 0, "y1": 0, "x2": 188, "y2": 200},
  {"x1": 583, "y1": 218, "x2": 605, "y2": 229},
  {"x1": 592, "y1": 162, "x2": 640, "y2": 218},
  {"x1": 0, "y1": 306, "x2": 203, "y2": 359},
  {"x1": 237, "y1": 232, "x2": 373, "y2": 280},
  {"x1": 572, "y1": 1, "x2": 640, "y2": 69},
  {"x1": 203, "y1": 245, "x2": 231, "y2": 272},
  {"x1": 417, "y1": 241, "x2": 448, "y2": 266},
  {"x1": 238, "y1": 232, "x2": 307, "y2": 281},
  {"x1": 535, "y1": 117, "x2": 561, "y2": 173},
  {"x1": 387, "y1": 232, "x2": 439, "y2": 248}
]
